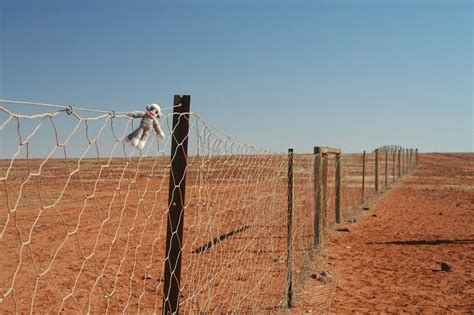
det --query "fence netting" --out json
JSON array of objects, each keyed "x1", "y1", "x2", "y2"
[{"x1": 0, "y1": 100, "x2": 416, "y2": 313}]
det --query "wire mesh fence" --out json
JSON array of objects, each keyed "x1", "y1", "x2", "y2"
[{"x1": 0, "y1": 97, "x2": 418, "y2": 313}]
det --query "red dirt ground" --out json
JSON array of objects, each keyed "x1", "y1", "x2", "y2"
[{"x1": 294, "y1": 153, "x2": 474, "y2": 313}]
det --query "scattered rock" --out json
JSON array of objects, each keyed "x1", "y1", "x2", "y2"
[
  {"x1": 440, "y1": 262, "x2": 452, "y2": 272},
  {"x1": 455, "y1": 203, "x2": 461, "y2": 207},
  {"x1": 336, "y1": 227, "x2": 350, "y2": 232},
  {"x1": 321, "y1": 271, "x2": 333, "y2": 279},
  {"x1": 363, "y1": 207, "x2": 370, "y2": 210},
  {"x1": 439, "y1": 212, "x2": 443, "y2": 215},
  {"x1": 372, "y1": 214, "x2": 377, "y2": 217},
  {"x1": 142, "y1": 274, "x2": 153, "y2": 280},
  {"x1": 310, "y1": 271, "x2": 334, "y2": 283}
]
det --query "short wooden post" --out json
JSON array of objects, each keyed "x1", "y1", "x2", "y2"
[
  {"x1": 313, "y1": 147, "x2": 323, "y2": 249},
  {"x1": 335, "y1": 153, "x2": 342, "y2": 223},
  {"x1": 286, "y1": 148, "x2": 294, "y2": 308},
  {"x1": 361, "y1": 151, "x2": 366, "y2": 202},
  {"x1": 163, "y1": 95, "x2": 191, "y2": 314},
  {"x1": 384, "y1": 150, "x2": 388, "y2": 188},
  {"x1": 375, "y1": 149, "x2": 379, "y2": 192},
  {"x1": 415, "y1": 148, "x2": 418, "y2": 166}
]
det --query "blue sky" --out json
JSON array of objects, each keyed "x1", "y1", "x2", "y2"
[{"x1": 0, "y1": 0, "x2": 472, "y2": 154}]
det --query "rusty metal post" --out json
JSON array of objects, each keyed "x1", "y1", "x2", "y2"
[
  {"x1": 314, "y1": 147, "x2": 323, "y2": 249},
  {"x1": 163, "y1": 95, "x2": 191, "y2": 314},
  {"x1": 286, "y1": 148, "x2": 294, "y2": 308},
  {"x1": 375, "y1": 149, "x2": 379, "y2": 192},
  {"x1": 335, "y1": 153, "x2": 342, "y2": 223},
  {"x1": 362, "y1": 150, "x2": 366, "y2": 202}
]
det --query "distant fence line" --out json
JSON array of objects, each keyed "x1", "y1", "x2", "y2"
[{"x1": 0, "y1": 96, "x2": 418, "y2": 313}]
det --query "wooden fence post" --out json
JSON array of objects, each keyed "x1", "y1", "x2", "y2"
[
  {"x1": 406, "y1": 149, "x2": 409, "y2": 174},
  {"x1": 361, "y1": 150, "x2": 366, "y2": 202},
  {"x1": 322, "y1": 153, "x2": 328, "y2": 233},
  {"x1": 163, "y1": 95, "x2": 191, "y2": 314},
  {"x1": 335, "y1": 153, "x2": 342, "y2": 224},
  {"x1": 375, "y1": 149, "x2": 379, "y2": 192},
  {"x1": 416, "y1": 148, "x2": 419, "y2": 166},
  {"x1": 392, "y1": 151, "x2": 395, "y2": 183},
  {"x1": 384, "y1": 150, "x2": 388, "y2": 188},
  {"x1": 314, "y1": 147, "x2": 323, "y2": 249},
  {"x1": 286, "y1": 148, "x2": 294, "y2": 308},
  {"x1": 401, "y1": 148, "x2": 405, "y2": 176},
  {"x1": 408, "y1": 149, "x2": 411, "y2": 173},
  {"x1": 398, "y1": 148, "x2": 402, "y2": 178}
]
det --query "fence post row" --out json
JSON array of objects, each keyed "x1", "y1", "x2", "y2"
[
  {"x1": 163, "y1": 95, "x2": 191, "y2": 314},
  {"x1": 375, "y1": 149, "x2": 379, "y2": 192},
  {"x1": 286, "y1": 148, "x2": 294, "y2": 308}
]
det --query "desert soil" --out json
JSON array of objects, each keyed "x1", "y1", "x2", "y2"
[{"x1": 295, "y1": 153, "x2": 474, "y2": 313}]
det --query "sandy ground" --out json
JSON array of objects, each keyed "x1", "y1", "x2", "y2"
[
  {"x1": 3, "y1": 152, "x2": 469, "y2": 313},
  {"x1": 294, "y1": 153, "x2": 474, "y2": 313}
]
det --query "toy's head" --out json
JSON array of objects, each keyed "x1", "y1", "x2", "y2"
[{"x1": 146, "y1": 103, "x2": 162, "y2": 118}]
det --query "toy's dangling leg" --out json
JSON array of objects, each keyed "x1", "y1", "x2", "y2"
[
  {"x1": 126, "y1": 128, "x2": 144, "y2": 148},
  {"x1": 137, "y1": 130, "x2": 151, "y2": 150}
]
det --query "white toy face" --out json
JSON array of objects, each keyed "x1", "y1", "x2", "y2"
[
  {"x1": 154, "y1": 109, "x2": 161, "y2": 117},
  {"x1": 147, "y1": 104, "x2": 162, "y2": 117}
]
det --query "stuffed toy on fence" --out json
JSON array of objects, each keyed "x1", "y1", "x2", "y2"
[{"x1": 125, "y1": 103, "x2": 165, "y2": 149}]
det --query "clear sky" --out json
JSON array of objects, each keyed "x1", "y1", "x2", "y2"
[{"x1": 1, "y1": 0, "x2": 472, "y2": 153}]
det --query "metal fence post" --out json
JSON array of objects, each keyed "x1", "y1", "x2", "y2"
[
  {"x1": 163, "y1": 95, "x2": 191, "y2": 314},
  {"x1": 416, "y1": 148, "x2": 419, "y2": 166},
  {"x1": 286, "y1": 148, "x2": 294, "y2": 308},
  {"x1": 335, "y1": 153, "x2": 342, "y2": 223},
  {"x1": 375, "y1": 149, "x2": 379, "y2": 192},
  {"x1": 362, "y1": 150, "x2": 366, "y2": 202}
]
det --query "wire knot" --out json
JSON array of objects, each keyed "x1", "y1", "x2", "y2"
[{"x1": 60, "y1": 105, "x2": 74, "y2": 115}]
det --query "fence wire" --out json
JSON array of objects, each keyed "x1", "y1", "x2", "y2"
[{"x1": 0, "y1": 100, "x2": 417, "y2": 313}]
